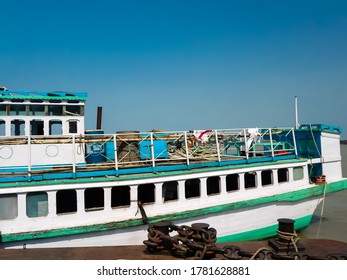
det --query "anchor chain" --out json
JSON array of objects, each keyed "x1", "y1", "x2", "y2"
[{"x1": 143, "y1": 221, "x2": 347, "y2": 260}]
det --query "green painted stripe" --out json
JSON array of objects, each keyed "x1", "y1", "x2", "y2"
[
  {"x1": 0, "y1": 158, "x2": 306, "y2": 189},
  {"x1": 2, "y1": 179, "x2": 347, "y2": 243},
  {"x1": 217, "y1": 215, "x2": 313, "y2": 242}
]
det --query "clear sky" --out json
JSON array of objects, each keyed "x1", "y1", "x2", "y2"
[{"x1": 1, "y1": 0, "x2": 347, "y2": 138}]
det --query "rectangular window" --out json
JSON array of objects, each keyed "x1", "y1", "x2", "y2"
[
  {"x1": 0, "y1": 104, "x2": 7, "y2": 116},
  {"x1": 245, "y1": 172, "x2": 257, "y2": 189},
  {"x1": 261, "y1": 170, "x2": 273, "y2": 186},
  {"x1": 185, "y1": 179, "x2": 200, "y2": 199},
  {"x1": 162, "y1": 181, "x2": 178, "y2": 202},
  {"x1": 49, "y1": 120, "x2": 62, "y2": 135},
  {"x1": 48, "y1": 105, "x2": 63, "y2": 116},
  {"x1": 226, "y1": 174, "x2": 239, "y2": 192},
  {"x1": 0, "y1": 194, "x2": 18, "y2": 220},
  {"x1": 278, "y1": 168, "x2": 289, "y2": 183},
  {"x1": 26, "y1": 192, "x2": 48, "y2": 217},
  {"x1": 29, "y1": 105, "x2": 45, "y2": 116},
  {"x1": 0, "y1": 120, "x2": 5, "y2": 136},
  {"x1": 10, "y1": 104, "x2": 26, "y2": 116},
  {"x1": 56, "y1": 189, "x2": 77, "y2": 214},
  {"x1": 30, "y1": 120, "x2": 44, "y2": 135},
  {"x1": 11, "y1": 119, "x2": 25, "y2": 136},
  {"x1": 69, "y1": 120, "x2": 78, "y2": 133},
  {"x1": 111, "y1": 186, "x2": 131, "y2": 208},
  {"x1": 294, "y1": 167, "x2": 304, "y2": 181},
  {"x1": 85, "y1": 187, "x2": 104, "y2": 211},
  {"x1": 138, "y1": 183, "x2": 155, "y2": 204},
  {"x1": 66, "y1": 105, "x2": 82, "y2": 116},
  {"x1": 207, "y1": 176, "x2": 220, "y2": 195}
]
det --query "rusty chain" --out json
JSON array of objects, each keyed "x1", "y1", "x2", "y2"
[{"x1": 143, "y1": 221, "x2": 347, "y2": 260}]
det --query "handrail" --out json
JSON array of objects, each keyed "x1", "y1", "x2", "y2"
[{"x1": 0, "y1": 127, "x2": 298, "y2": 178}]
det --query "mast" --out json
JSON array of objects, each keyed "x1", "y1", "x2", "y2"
[{"x1": 295, "y1": 96, "x2": 299, "y2": 129}]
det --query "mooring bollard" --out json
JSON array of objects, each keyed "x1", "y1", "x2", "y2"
[
  {"x1": 191, "y1": 223, "x2": 210, "y2": 231},
  {"x1": 152, "y1": 221, "x2": 172, "y2": 235},
  {"x1": 277, "y1": 218, "x2": 295, "y2": 245},
  {"x1": 268, "y1": 218, "x2": 305, "y2": 253}
]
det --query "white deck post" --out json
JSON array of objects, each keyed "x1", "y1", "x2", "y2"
[
  {"x1": 150, "y1": 132, "x2": 155, "y2": 168},
  {"x1": 184, "y1": 131, "x2": 190, "y2": 166},
  {"x1": 72, "y1": 135, "x2": 76, "y2": 174},
  {"x1": 269, "y1": 128, "x2": 275, "y2": 159},
  {"x1": 292, "y1": 128, "x2": 298, "y2": 157},
  {"x1": 28, "y1": 135, "x2": 32, "y2": 179},
  {"x1": 244, "y1": 129, "x2": 249, "y2": 160},
  {"x1": 113, "y1": 134, "x2": 118, "y2": 171},
  {"x1": 215, "y1": 130, "x2": 221, "y2": 162}
]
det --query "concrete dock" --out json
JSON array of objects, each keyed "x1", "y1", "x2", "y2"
[{"x1": 1, "y1": 239, "x2": 347, "y2": 260}]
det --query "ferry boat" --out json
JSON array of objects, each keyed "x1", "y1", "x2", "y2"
[{"x1": 0, "y1": 87, "x2": 346, "y2": 249}]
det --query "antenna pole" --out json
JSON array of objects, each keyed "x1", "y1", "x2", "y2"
[{"x1": 295, "y1": 96, "x2": 299, "y2": 129}]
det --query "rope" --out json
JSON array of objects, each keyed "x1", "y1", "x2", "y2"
[
  {"x1": 309, "y1": 124, "x2": 323, "y2": 163},
  {"x1": 250, "y1": 247, "x2": 271, "y2": 260},
  {"x1": 277, "y1": 230, "x2": 300, "y2": 253},
  {"x1": 309, "y1": 124, "x2": 328, "y2": 239},
  {"x1": 316, "y1": 181, "x2": 328, "y2": 239}
]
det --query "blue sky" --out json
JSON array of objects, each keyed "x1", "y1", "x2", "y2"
[{"x1": 1, "y1": 0, "x2": 347, "y2": 137}]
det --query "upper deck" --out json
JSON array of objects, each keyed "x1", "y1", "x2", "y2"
[
  {"x1": 0, "y1": 127, "x2": 299, "y2": 184},
  {"x1": 0, "y1": 88, "x2": 87, "y2": 137}
]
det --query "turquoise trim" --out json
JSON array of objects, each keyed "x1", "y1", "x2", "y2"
[
  {"x1": 1, "y1": 179, "x2": 347, "y2": 243},
  {"x1": 217, "y1": 215, "x2": 313, "y2": 242},
  {"x1": 0, "y1": 90, "x2": 88, "y2": 101},
  {"x1": 0, "y1": 157, "x2": 303, "y2": 187}
]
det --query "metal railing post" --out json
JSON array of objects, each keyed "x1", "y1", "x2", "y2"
[
  {"x1": 114, "y1": 134, "x2": 118, "y2": 171},
  {"x1": 244, "y1": 129, "x2": 249, "y2": 160},
  {"x1": 215, "y1": 130, "x2": 221, "y2": 162},
  {"x1": 269, "y1": 128, "x2": 275, "y2": 160},
  {"x1": 72, "y1": 134, "x2": 76, "y2": 175},
  {"x1": 292, "y1": 128, "x2": 298, "y2": 158},
  {"x1": 150, "y1": 132, "x2": 155, "y2": 168},
  {"x1": 184, "y1": 131, "x2": 190, "y2": 166},
  {"x1": 28, "y1": 135, "x2": 32, "y2": 180}
]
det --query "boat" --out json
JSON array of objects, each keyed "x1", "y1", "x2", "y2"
[{"x1": 0, "y1": 87, "x2": 346, "y2": 249}]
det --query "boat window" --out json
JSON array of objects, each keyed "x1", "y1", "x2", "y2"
[
  {"x1": 30, "y1": 120, "x2": 44, "y2": 135},
  {"x1": 68, "y1": 120, "x2": 78, "y2": 133},
  {"x1": 185, "y1": 178, "x2": 200, "y2": 199},
  {"x1": 49, "y1": 120, "x2": 62, "y2": 135},
  {"x1": 111, "y1": 186, "x2": 131, "y2": 208},
  {"x1": 245, "y1": 172, "x2": 257, "y2": 189},
  {"x1": 261, "y1": 170, "x2": 273, "y2": 186},
  {"x1": 56, "y1": 189, "x2": 77, "y2": 214},
  {"x1": 293, "y1": 167, "x2": 304, "y2": 181},
  {"x1": 0, "y1": 194, "x2": 18, "y2": 220},
  {"x1": 29, "y1": 105, "x2": 45, "y2": 116},
  {"x1": 66, "y1": 105, "x2": 82, "y2": 116},
  {"x1": 0, "y1": 104, "x2": 7, "y2": 116},
  {"x1": 138, "y1": 183, "x2": 155, "y2": 204},
  {"x1": 0, "y1": 120, "x2": 5, "y2": 136},
  {"x1": 11, "y1": 119, "x2": 25, "y2": 136},
  {"x1": 48, "y1": 105, "x2": 63, "y2": 116},
  {"x1": 85, "y1": 187, "x2": 104, "y2": 211},
  {"x1": 226, "y1": 174, "x2": 239, "y2": 192},
  {"x1": 26, "y1": 191, "x2": 48, "y2": 218},
  {"x1": 9, "y1": 104, "x2": 26, "y2": 116},
  {"x1": 207, "y1": 176, "x2": 220, "y2": 196},
  {"x1": 278, "y1": 168, "x2": 289, "y2": 183},
  {"x1": 163, "y1": 181, "x2": 178, "y2": 202}
]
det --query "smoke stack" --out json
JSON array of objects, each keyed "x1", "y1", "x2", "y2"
[{"x1": 96, "y1": 106, "x2": 102, "y2": 130}]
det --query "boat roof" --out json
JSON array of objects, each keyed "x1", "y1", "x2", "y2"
[{"x1": 0, "y1": 88, "x2": 88, "y2": 102}]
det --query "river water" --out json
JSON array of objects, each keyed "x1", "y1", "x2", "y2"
[{"x1": 298, "y1": 145, "x2": 347, "y2": 243}]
